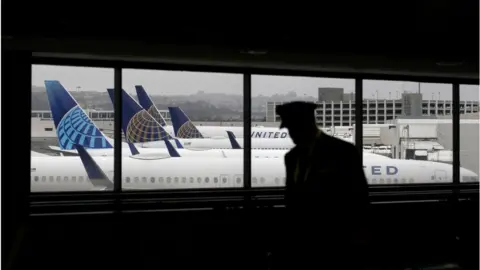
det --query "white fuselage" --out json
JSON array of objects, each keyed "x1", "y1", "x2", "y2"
[
  {"x1": 162, "y1": 125, "x2": 353, "y2": 140},
  {"x1": 138, "y1": 135, "x2": 352, "y2": 149},
  {"x1": 30, "y1": 155, "x2": 478, "y2": 192},
  {"x1": 101, "y1": 136, "x2": 295, "y2": 150},
  {"x1": 160, "y1": 126, "x2": 289, "y2": 139},
  {"x1": 48, "y1": 146, "x2": 389, "y2": 160},
  {"x1": 138, "y1": 137, "x2": 295, "y2": 150}
]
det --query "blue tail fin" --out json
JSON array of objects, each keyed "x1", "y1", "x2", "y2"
[
  {"x1": 135, "y1": 85, "x2": 167, "y2": 126},
  {"x1": 226, "y1": 131, "x2": 242, "y2": 149},
  {"x1": 168, "y1": 106, "x2": 204, "y2": 138},
  {"x1": 163, "y1": 138, "x2": 181, "y2": 157},
  {"x1": 75, "y1": 144, "x2": 113, "y2": 190},
  {"x1": 44, "y1": 80, "x2": 113, "y2": 150},
  {"x1": 107, "y1": 88, "x2": 172, "y2": 143},
  {"x1": 127, "y1": 142, "x2": 140, "y2": 155}
]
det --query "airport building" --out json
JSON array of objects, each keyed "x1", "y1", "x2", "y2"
[
  {"x1": 266, "y1": 88, "x2": 479, "y2": 126},
  {"x1": 31, "y1": 109, "x2": 171, "y2": 123}
]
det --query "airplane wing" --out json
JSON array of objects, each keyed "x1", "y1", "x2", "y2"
[
  {"x1": 75, "y1": 144, "x2": 114, "y2": 190},
  {"x1": 47, "y1": 146, "x2": 79, "y2": 156},
  {"x1": 127, "y1": 142, "x2": 140, "y2": 155},
  {"x1": 163, "y1": 139, "x2": 181, "y2": 157},
  {"x1": 226, "y1": 131, "x2": 242, "y2": 149}
]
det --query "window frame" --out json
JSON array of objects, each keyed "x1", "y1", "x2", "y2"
[{"x1": 29, "y1": 56, "x2": 479, "y2": 214}]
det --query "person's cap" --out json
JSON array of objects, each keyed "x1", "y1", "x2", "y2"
[{"x1": 276, "y1": 101, "x2": 318, "y2": 128}]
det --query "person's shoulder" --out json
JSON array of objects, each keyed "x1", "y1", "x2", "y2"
[{"x1": 321, "y1": 133, "x2": 354, "y2": 147}]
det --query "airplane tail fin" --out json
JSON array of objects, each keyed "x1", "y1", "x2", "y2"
[
  {"x1": 44, "y1": 80, "x2": 113, "y2": 150},
  {"x1": 107, "y1": 88, "x2": 172, "y2": 143},
  {"x1": 163, "y1": 139, "x2": 181, "y2": 157},
  {"x1": 75, "y1": 144, "x2": 113, "y2": 190},
  {"x1": 168, "y1": 106, "x2": 204, "y2": 138},
  {"x1": 135, "y1": 85, "x2": 167, "y2": 126},
  {"x1": 226, "y1": 131, "x2": 242, "y2": 149}
]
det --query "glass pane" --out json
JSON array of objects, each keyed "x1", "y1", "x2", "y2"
[
  {"x1": 459, "y1": 85, "x2": 479, "y2": 182},
  {"x1": 252, "y1": 75, "x2": 355, "y2": 187},
  {"x1": 121, "y1": 69, "x2": 243, "y2": 190},
  {"x1": 31, "y1": 65, "x2": 115, "y2": 192},
  {"x1": 363, "y1": 80, "x2": 453, "y2": 184}
]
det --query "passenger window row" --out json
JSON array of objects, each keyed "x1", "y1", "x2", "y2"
[
  {"x1": 123, "y1": 176, "x2": 243, "y2": 185},
  {"x1": 33, "y1": 175, "x2": 86, "y2": 183},
  {"x1": 370, "y1": 178, "x2": 414, "y2": 184},
  {"x1": 252, "y1": 177, "x2": 286, "y2": 185}
]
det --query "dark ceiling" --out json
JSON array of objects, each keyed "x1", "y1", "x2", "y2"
[{"x1": 2, "y1": 1, "x2": 479, "y2": 80}]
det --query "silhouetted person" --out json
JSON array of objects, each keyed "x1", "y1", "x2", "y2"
[{"x1": 273, "y1": 101, "x2": 370, "y2": 270}]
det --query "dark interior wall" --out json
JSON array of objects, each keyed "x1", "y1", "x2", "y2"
[
  {"x1": 13, "y1": 199, "x2": 479, "y2": 270},
  {"x1": 2, "y1": 3, "x2": 479, "y2": 269},
  {"x1": 2, "y1": 1, "x2": 479, "y2": 80},
  {"x1": 1, "y1": 50, "x2": 32, "y2": 269}
]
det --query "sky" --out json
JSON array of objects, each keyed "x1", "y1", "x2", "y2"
[{"x1": 32, "y1": 65, "x2": 479, "y2": 101}]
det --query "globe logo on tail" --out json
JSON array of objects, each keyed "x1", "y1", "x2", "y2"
[
  {"x1": 147, "y1": 106, "x2": 167, "y2": 126},
  {"x1": 177, "y1": 121, "x2": 203, "y2": 138},
  {"x1": 56, "y1": 106, "x2": 113, "y2": 150},
  {"x1": 126, "y1": 110, "x2": 171, "y2": 143}
]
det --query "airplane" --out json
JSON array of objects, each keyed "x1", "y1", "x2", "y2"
[
  {"x1": 40, "y1": 81, "x2": 379, "y2": 159},
  {"x1": 135, "y1": 85, "x2": 289, "y2": 139},
  {"x1": 106, "y1": 87, "x2": 298, "y2": 150},
  {"x1": 44, "y1": 80, "x2": 342, "y2": 151},
  {"x1": 30, "y1": 142, "x2": 479, "y2": 192},
  {"x1": 47, "y1": 129, "x2": 389, "y2": 160}
]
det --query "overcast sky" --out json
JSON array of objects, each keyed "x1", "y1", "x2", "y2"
[{"x1": 32, "y1": 65, "x2": 479, "y2": 101}]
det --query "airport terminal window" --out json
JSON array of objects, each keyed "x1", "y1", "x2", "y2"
[
  {"x1": 29, "y1": 60, "x2": 477, "y2": 204},
  {"x1": 252, "y1": 75, "x2": 355, "y2": 187},
  {"x1": 459, "y1": 85, "x2": 479, "y2": 182},
  {"x1": 31, "y1": 65, "x2": 114, "y2": 193},
  {"x1": 122, "y1": 69, "x2": 243, "y2": 190},
  {"x1": 363, "y1": 80, "x2": 455, "y2": 185}
]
